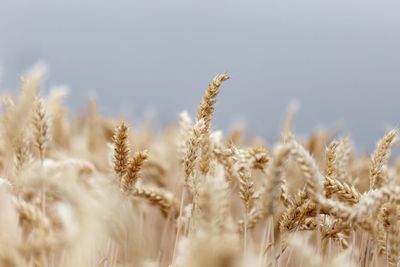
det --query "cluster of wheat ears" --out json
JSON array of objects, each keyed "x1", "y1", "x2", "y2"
[{"x1": 0, "y1": 70, "x2": 400, "y2": 267}]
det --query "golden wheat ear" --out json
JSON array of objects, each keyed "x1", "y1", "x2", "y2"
[
  {"x1": 290, "y1": 139, "x2": 324, "y2": 197},
  {"x1": 133, "y1": 185, "x2": 177, "y2": 218},
  {"x1": 2, "y1": 76, "x2": 38, "y2": 170},
  {"x1": 370, "y1": 129, "x2": 398, "y2": 189},
  {"x1": 378, "y1": 203, "x2": 400, "y2": 266},
  {"x1": 325, "y1": 140, "x2": 339, "y2": 178},
  {"x1": 177, "y1": 111, "x2": 193, "y2": 165},
  {"x1": 32, "y1": 97, "x2": 50, "y2": 163},
  {"x1": 121, "y1": 151, "x2": 148, "y2": 193},
  {"x1": 335, "y1": 137, "x2": 352, "y2": 183},
  {"x1": 12, "y1": 197, "x2": 51, "y2": 231},
  {"x1": 47, "y1": 87, "x2": 69, "y2": 149},
  {"x1": 196, "y1": 74, "x2": 229, "y2": 176},
  {"x1": 262, "y1": 143, "x2": 291, "y2": 217},
  {"x1": 232, "y1": 147, "x2": 255, "y2": 214},
  {"x1": 112, "y1": 121, "x2": 130, "y2": 180},
  {"x1": 183, "y1": 119, "x2": 204, "y2": 191}
]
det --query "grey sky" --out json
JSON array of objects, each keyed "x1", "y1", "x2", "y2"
[{"x1": 1, "y1": 0, "x2": 400, "y2": 151}]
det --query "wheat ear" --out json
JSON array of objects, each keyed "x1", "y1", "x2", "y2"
[
  {"x1": 13, "y1": 197, "x2": 51, "y2": 231},
  {"x1": 33, "y1": 97, "x2": 49, "y2": 162},
  {"x1": 324, "y1": 176, "x2": 360, "y2": 204},
  {"x1": 121, "y1": 151, "x2": 148, "y2": 192},
  {"x1": 183, "y1": 119, "x2": 204, "y2": 190},
  {"x1": 290, "y1": 140, "x2": 324, "y2": 197},
  {"x1": 336, "y1": 137, "x2": 352, "y2": 183},
  {"x1": 177, "y1": 111, "x2": 193, "y2": 165},
  {"x1": 247, "y1": 146, "x2": 270, "y2": 171},
  {"x1": 263, "y1": 144, "x2": 291, "y2": 216},
  {"x1": 196, "y1": 74, "x2": 229, "y2": 175},
  {"x1": 370, "y1": 129, "x2": 397, "y2": 189},
  {"x1": 383, "y1": 203, "x2": 400, "y2": 266},
  {"x1": 133, "y1": 186, "x2": 177, "y2": 217},
  {"x1": 112, "y1": 121, "x2": 130, "y2": 179},
  {"x1": 325, "y1": 140, "x2": 339, "y2": 178},
  {"x1": 234, "y1": 147, "x2": 256, "y2": 213}
]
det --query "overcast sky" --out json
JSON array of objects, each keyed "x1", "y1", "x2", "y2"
[{"x1": 1, "y1": 0, "x2": 400, "y2": 151}]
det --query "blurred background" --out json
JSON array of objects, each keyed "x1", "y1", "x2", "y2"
[{"x1": 0, "y1": 0, "x2": 399, "y2": 151}]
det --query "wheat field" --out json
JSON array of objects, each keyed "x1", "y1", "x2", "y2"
[{"x1": 0, "y1": 69, "x2": 399, "y2": 267}]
